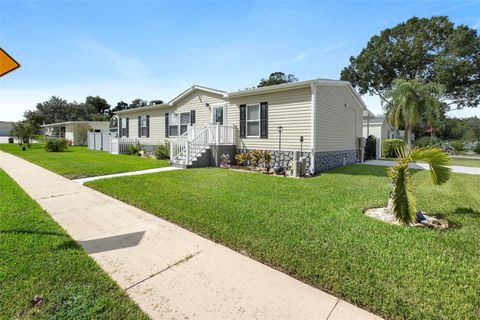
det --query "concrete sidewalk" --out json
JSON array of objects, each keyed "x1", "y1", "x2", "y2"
[
  {"x1": 0, "y1": 151, "x2": 382, "y2": 320},
  {"x1": 364, "y1": 159, "x2": 480, "y2": 175},
  {"x1": 73, "y1": 166, "x2": 181, "y2": 184}
]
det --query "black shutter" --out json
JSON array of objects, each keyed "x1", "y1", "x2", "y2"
[
  {"x1": 119, "y1": 117, "x2": 122, "y2": 137},
  {"x1": 165, "y1": 113, "x2": 169, "y2": 137},
  {"x1": 260, "y1": 102, "x2": 268, "y2": 138},
  {"x1": 138, "y1": 116, "x2": 141, "y2": 137},
  {"x1": 190, "y1": 110, "x2": 196, "y2": 125},
  {"x1": 126, "y1": 118, "x2": 129, "y2": 138},
  {"x1": 146, "y1": 115, "x2": 150, "y2": 138},
  {"x1": 239, "y1": 104, "x2": 246, "y2": 138}
]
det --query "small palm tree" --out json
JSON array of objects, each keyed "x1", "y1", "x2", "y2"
[
  {"x1": 384, "y1": 79, "x2": 444, "y2": 149},
  {"x1": 387, "y1": 146, "x2": 452, "y2": 224}
]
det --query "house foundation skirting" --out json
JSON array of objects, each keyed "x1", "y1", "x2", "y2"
[
  {"x1": 141, "y1": 144, "x2": 158, "y2": 155},
  {"x1": 313, "y1": 149, "x2": 359, "y2": 173},
  {"x1": 236, "y1": 149, "x2": 311, "y2": 169}
]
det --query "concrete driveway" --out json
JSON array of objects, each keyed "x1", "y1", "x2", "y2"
[{"x1": 364, "y1": 159, "x2": 480, "y2": 175}]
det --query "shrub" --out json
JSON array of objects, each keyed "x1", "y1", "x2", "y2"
[
  {"x1": 415, "y1": 136, "x2": 441, "y2": 148},
  {"x1": 250, "y1": 149, "x2": 262, "y2": 167},
  {"x1": 261, "y1": 150, "x2": 272, "y2": 172},
  {"x1": 235, "y1": 152, "x2": 250, "y2": 166},
  {"x1": 155, "y1": 142, "x2": 170, "y2": 159},
  {"x1": 45, "y1": 138, "x2": 69, "y2": 152},
  {"x1": 450, "y1": 140, "x2": 464, "y2": 153},
  {"x1": 382, "y1": 139, "x2": 405, "y2": 158},
  {"x1": 126, "y1": 142, "x2": 142, "y2": 156},
  {"x1": 474, "y1": 143, "x2": 480, "y2": 154}
]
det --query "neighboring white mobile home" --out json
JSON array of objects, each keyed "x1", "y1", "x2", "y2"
[
  {"x1": 363, "y1": 112, "x2": 400, "y2": 159},
  {"x1": 115, "y1": 79, "x2": 367, "y2": 174},
  {"x1": 42, "y1": 121, "x2": 110, "y2": 146}
]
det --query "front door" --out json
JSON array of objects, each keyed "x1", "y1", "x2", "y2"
[{"x1": 212, "y1": 105, "x2": 224, "y2": 125}]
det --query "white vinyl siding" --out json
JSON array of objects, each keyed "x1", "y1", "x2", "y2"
[
  {"x1": 119, "y1": 106, "x2": 175, "y2": 144},
  {"x1": 315, "y1": 85, "x2": 363, "y2": 151},
  {"x1": 174, "y1": 90, "x2": 228, "y2": 127},
  {"x1": 228, "y1": 87, "x2": 312, "y2": 151}
]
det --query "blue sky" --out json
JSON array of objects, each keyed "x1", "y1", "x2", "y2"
[{"x1": 1, "y1": 0, "x2": 479, "y2": 121}]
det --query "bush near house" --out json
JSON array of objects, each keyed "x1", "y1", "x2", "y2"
[
  {"x1": 155, "y1": 142, "x2": 170, "y2": 160},
  {"x1": 45, "y1": 138, "x2": 69, "y2": 152},
  {"x1": 126, "y1": 142, "x2": 142, "y2": 156},
  {"x1": 382, "y1": 139, "x2": 405, "y2": 158}
]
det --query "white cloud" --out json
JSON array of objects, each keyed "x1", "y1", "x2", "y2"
[
  {"x1": 292, "y1": 51, "x2": 308, "y2": 63},
  {"x1": 75, "y1": 40, "x2": 149, "y2": 78}
]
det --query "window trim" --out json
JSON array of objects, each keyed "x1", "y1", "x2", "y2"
[
  {"x1": 121, "y1": 118, "x2": 128, "y2": 137},
  {"x1": 168, "y1": 111, "x2": 191, "y2": 137},
  {"x1": 246, "y1": 103, "x2": 260, "y2": 138},
  {"x1": 140, "y1": 115, "x2": 148, "y2": 137}
]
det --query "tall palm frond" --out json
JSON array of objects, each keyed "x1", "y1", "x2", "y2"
[
  {"x1": 388, "y1": 146, "x2": 452, "y2": 224},
  {"x1": 383, "y1": 79, "x2": 445, "y2": 149}
]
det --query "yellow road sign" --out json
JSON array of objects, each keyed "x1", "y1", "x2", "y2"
[{"x1": 0, "y1": 48, "x2": 20, "y2": 77}]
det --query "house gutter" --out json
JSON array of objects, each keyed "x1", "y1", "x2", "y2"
[{"x1": 310, "y1": 83, "x2": 317, "y2": 174}]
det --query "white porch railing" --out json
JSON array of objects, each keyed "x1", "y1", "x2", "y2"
[{"x1": 171, "y1": 124, "x2": 235, "y2": 165}]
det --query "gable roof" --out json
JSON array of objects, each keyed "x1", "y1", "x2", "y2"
[
  {"x1": 228, "y1": 78, "x2": 368, "y2": 110},
  {"x1": 168, "y1": 85, "x2": 227, "y2": 105}
]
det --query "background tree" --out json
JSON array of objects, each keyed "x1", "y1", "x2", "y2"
[
  {"x1": 149, "y1": 99, "x2": 163, "y2": 105},
  {"x1": 24, "y1": 96, "x2": 112, "y2": 125},
  {"x1": 341, "y1": 16, "x2": 480, "y2": 109},
  {"x1": 85, "y1": 96, "x2": 111, "y2": 115},
  {"x1": 10, "y1": 120, "x2": 38, "y2": 146},
  {"x1": 71, "y1": 123, "x2": 92, "y2": 145},
  {"x1": 257, "y1": 72, "x2": 298, "y2": 87},
  {"x1": 384, "y1": 79, "x2": 444, "y2": 148},
  {"x1": 129, "y1": 98, "x2": 148, "y2": 109},
  {"x1": 111, "y1": 101, "x2": 129, "y2": 113}
]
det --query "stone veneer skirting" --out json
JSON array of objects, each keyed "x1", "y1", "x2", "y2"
[
  {"x1": 314, "y1": 150, "x2": 359, "y2": 173},
  {"x1": 141, "y1": 144, "x2": 158, "y2": 155},
  {"x1": 237, "y1": 149, "x2": 311, "y2": 170}
]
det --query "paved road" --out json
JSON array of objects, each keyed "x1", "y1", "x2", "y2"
[
  {"x1": 364, "y1": 159, "x2": 480, "y2": 175},
  {"x1": 0, "y1": 150, "x2": 382, "y2": 320}
]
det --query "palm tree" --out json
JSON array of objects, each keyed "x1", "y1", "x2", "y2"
[
  {"x1": 384, "y1": 79, "x2": 444, "y2": 149},
  {"x1": 387, "y1": 146, "x2": 452, "y2": 224}
]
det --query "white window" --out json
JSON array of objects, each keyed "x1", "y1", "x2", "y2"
[
  {"x1": 169, "y1": 112, "x2": 190, "y2": 137},
  {"x1": 180, "y1": 112, "x2": 190, "y2": 135},
  {"x1": 246, "y1": 104, "x2": 260, "y2": 137},
  {"x1": 141, "y1": 115, "x2": 147, "y2": 137},
  {"x1": 121, "y1": 118, "x2": 128, "y2": 137}
]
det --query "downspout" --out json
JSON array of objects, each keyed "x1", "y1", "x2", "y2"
[{"x1": 310, "y1": 83, "x2": 317, "y2": 174}]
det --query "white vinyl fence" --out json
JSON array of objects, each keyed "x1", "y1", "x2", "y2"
[{"x1": 87, "y1": 132, "x2": 138, "y2": 155}]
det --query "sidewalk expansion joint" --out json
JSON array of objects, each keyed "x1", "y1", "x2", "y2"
[
  {"x1": 36, "y1": 191, "x2": 82, "y2": 200},
  {"x1": 326, "y1": 298, "x2": 340, "y2": 320},
  {"x1": 124, "y1": 250, "x2": 201, "y2": 292}
]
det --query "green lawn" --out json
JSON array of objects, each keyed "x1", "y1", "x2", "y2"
[
  {"x1": 87, "y1": 165, "x2": 480, "y2": 320},
  {"x1": 0, "y1": 144, "x2": 168, "y2": 179},
  {"x1": 0, "y1": 169, "x2": 147, "y2": 319}
]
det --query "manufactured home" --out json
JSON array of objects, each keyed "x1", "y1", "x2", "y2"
[
  {"x1": 42, "y1": 121, "x2": 110, "y2": 146},
  {"x1": 115, "y1": 79, "x2": 367, "y2": 174}
]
